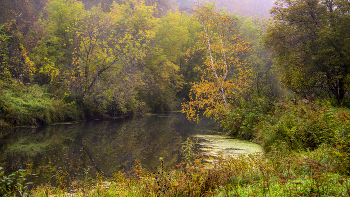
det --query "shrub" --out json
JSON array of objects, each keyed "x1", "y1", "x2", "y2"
[
  {"x1": 257, "y1": 101, "x2": 350, "y2": 153},
  {"x1": 219, "y1": 95, "x2": 273, "y2": 140},
  {"x1": 0, "y1": 167, "x2": 33, "y2": 197}
]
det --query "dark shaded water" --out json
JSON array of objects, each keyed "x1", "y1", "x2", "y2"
[{"x1": 0, "y1": 112, "x2": 219, "y2": 186}]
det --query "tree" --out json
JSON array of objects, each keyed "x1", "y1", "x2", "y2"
[
  {"x1": 182, "y1": 3, "x2": 251, "y2": 122},
  {"x1": 32, "y1": 0, "x2": 85, "y2": 86},
  {"x1": 90, "y1": 0, "x2": 158, "y2": 114},
  {"x1": 32, "y1": 0, "x2": 158, "y2": 115},
  {"x1": 141, "y1": 10, "x2": 193, "y2": 112},
  {"x1": 265, "y1": 0, "x2": 350, "y2": 103},
  {"x1": 235, "y1": 16, "x2": 281, "y2": 99},
  {"x1": 143, "y1": 0, "x2": 177, "y2": 16},
  {"x1": 0, "y1": 0, "x2": 47, "y2": 35},
  {"x1": 176, "y1": 11, "x2": 206, "y2": 101},
  {"x1": 0, "y1": 20, "x2": 35, "y2": 83}
]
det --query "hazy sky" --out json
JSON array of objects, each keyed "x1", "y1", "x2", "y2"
[{"x1": 177, "y1": 0, "x2": 275, "y2": 18}]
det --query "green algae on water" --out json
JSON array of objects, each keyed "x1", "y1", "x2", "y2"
[{"x1": 194, "y1": 134, "x2": 263, "y2": 157}]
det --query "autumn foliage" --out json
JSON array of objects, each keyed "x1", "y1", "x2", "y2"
[{"x1": 182, "y1": 4, "x2": 253, "y2": 129}]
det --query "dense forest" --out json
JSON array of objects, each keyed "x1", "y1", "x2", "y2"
[
  {"x1": 1, "y1": 0, "x2": 350, "y2": 196},
  {"x1": 0, "y1": 0, "x2": 279, "y2": 130}
]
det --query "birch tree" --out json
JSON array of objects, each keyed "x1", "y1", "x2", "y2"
[{"x1": 182, "y1": 3, "x2": 251, "y2": 122}]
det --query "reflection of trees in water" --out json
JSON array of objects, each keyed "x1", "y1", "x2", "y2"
[
  {"x1": 1, "y1": 124, "x2": 88, "y2": 186},
  {"x1": 0, "y1": 112, "x2": 217, "y2": 186},
  {"x1": 80, "y1": 114, "x2": 185, "y2": 175}
]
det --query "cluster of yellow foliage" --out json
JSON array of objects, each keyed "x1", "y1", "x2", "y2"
[{"x1": 182, "y1": 4, "x2": 252, "y2": 122}]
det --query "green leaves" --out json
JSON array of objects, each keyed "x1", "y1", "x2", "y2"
[
  {"x1": 0, "y1": 167, "x2": 33, "y2": 197},
  {"x1": 32, "y1": 0, "x2": 85, "y2": 84},
  {"x1": 266, "y1": 0, "x2": 350, "y2": 103},
  {"x1": 32, "y1": 0, "x2": 160, "y2": 115}
]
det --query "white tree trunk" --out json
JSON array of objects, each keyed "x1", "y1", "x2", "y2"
[{"x1": 201, "y1": 20, "x2": 228, "y2": 111}]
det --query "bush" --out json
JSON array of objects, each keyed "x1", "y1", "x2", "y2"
[
  {"x1": 256, "y1": 101, "x2": 350, "y2": 153},
  {"x1": 0, "y1": 167, "x2": 33, "y2": 197},
  {"x1": 219, "y1": 95, "x2": 273, "y2": 140}
]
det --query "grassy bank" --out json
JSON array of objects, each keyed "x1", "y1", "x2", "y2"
[
  {"x1": 255, "y1": 100, "x2": 350, "y2": 153},
  {"x1": 0, "y1": 82, "x2": 82, "y2": 133}
]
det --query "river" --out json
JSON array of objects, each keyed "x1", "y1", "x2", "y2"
[{"x1": 0, "y1": 112, "x2": 261, "y2": 187}]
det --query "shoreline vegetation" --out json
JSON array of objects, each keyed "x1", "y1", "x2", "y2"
[
  {"x1": 29, "y1": 150, "x2": 350, "y2": 196},
  {"x1": 0, "y1": 83, "x2": 82, "y2": 133},
  {"x1": 1, "y1": 0, "x2": 350, "y2": 196}
]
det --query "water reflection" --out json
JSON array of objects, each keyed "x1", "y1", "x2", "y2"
[{"x1": 0, "y1": 112, "x2": 218, "y2": 186}]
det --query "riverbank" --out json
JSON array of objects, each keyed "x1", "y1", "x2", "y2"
[
  {"x1": 0, "y1": 82, "x2": 142, "y2": 137},
  {"x1": 24, "y1": 145, "x2": 350, "y2": 196},
  {"x1": 0, "y1": 83, "x2": 81, "y2": 131}
]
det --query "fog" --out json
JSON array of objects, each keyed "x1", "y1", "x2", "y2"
[{"x1": 177, "y1": 0, "x2": 275, "y2": 18}]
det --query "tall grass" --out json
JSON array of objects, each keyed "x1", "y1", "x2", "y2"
[
  {"x1": 0, "y1": 83, "x2": 81, "y2": 131},
  {"x1": 28, "y1": 129, "x2": 350, "y2": 197},
  {"x1": 27, "y1": 145, "x2": 350, "y2": 197}
]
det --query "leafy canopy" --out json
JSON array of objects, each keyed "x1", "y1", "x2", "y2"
[{"x1": 265, "y1": 0, "x2": 350, "y2": 103}]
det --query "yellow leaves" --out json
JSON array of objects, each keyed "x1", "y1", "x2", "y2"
[
  {"x1": 186, "y1": 48, "x2": 191, "y2": 57},
  {"x1": 182, "y1": 3, "x2": 252, "y2": 122},
  {"x1": 25, "y1": 56, "x2": 35, "y2": 74},
  {"x1": 18, "y1": 44, "x2": 36, "y2": 75},
  {"x1": 39, "y1": 57, "x2": 59, "y2": 81}
]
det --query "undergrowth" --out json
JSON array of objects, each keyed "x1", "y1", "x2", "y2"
[
  {"x1": 24, "y1": 145, "x2": 350, "y2": 197},
  {"x1": 25, "y1": 133, "x2": 350, "y2": 197},
  {"x1": 255, "y1": 100, "x2": 350, "y2": 153}
]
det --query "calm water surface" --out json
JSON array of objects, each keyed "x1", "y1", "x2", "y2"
[{"x1": 0, "y1": 112, "x2": 219, "y2": 186}]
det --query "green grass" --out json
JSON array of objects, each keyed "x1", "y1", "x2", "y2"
[{"x1": 0, "y1": 83, "x2": 82, "y2": 131}]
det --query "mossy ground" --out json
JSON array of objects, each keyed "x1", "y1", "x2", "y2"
[{"x1": 195, "y1": 134, "x2": 263, "y2": 157}]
